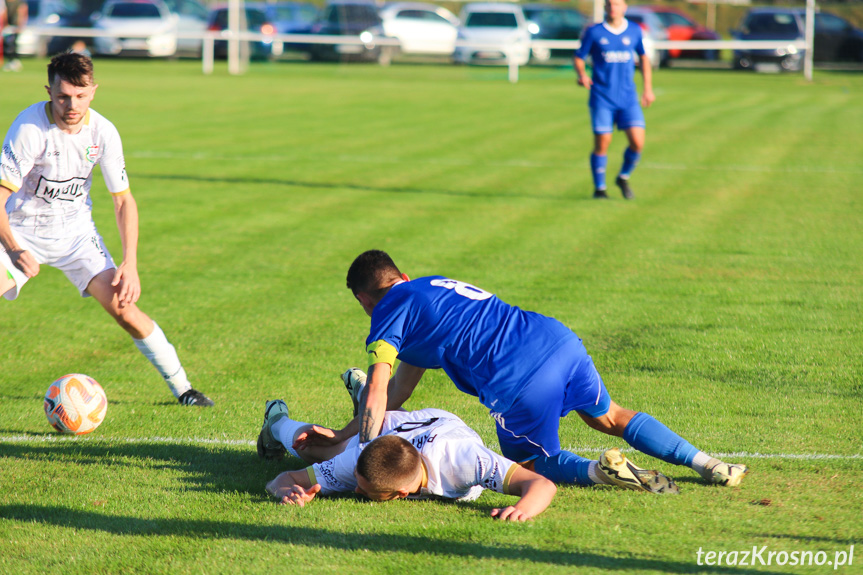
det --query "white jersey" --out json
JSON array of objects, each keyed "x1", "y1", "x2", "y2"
[
  {"x1": 1, "y1": 102, "x2": 130, "y2": 239},
  {"x1": 309, "y1": 408, "x2": 518, "y2": 501}
]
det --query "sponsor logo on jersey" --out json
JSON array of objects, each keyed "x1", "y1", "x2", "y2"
[
  {"x1": 623, "y1": 36, "x2": 631, "y2": 46},
  {"x1": 85, "y1": 146, "x2": 99, "y2": 163},
  {"x1": 599, "y1": 37, "x2": 609, "y2": 45},
  {"x1": 34, "y1": 176, "x2": 88, "y2": 203},
  {"x1": 1, "y1": 144, "x2": 22, "y2": 177},
  {"x1": 603, "y1": 50, "x2": 633, "y2": 63}
]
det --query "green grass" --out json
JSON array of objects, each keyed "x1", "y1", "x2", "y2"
[{"x1": 1, "y1": 60, "x2": 861, "y2": 574}]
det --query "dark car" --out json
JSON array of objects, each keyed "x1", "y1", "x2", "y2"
[
  {"x1": 522, "y1": 3, "x2": 586, "y2": 62},
  {"x1": 640, "y1": 5, "x2": 720, "y2": 60},
  {"x1": 733, "y1": 8, "x2": 863, "y2": 71},
  {"x1": 206, "y1": 3, "x2": 276, "y2": 60},
  {"x1": 296, "y1": 0, "x2": 392, "y2": 62},
  {"x1": 262, "y1": 1, "x2": 319, "y2": 34}
]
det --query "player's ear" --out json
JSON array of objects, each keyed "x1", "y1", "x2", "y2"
[
  {"x1": 401, "y1": 273, "x2": 410, "y2": 281},
  {"x1": 395, "y1": 487, "x2": 411, "y2": 499}
]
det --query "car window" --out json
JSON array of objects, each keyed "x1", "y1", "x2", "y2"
[
  {"x1": 107, "y1": 2, "x2": 162, "y2": 18},
  {"x1": 814, "y1": 13, "x2": 849, "y2": 32},
  {"x1": 661, "y1": 12, "x2": 693, "y2": 27},
  {"x1": 744, "y1": 13, "x2": 800, "y2": 34},
  {"x1": 465, "y1": 11, "x2": 517, "y2": 28}
]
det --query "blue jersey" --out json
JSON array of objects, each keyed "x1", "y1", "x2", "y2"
[
  {"x1": 575, "y1": 20, "x2": 645, "y2": 109},
  {"x1": 366, "y1": 277, "x2": 578, "y2": 414}
]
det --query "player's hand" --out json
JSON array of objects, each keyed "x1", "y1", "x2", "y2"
[
  {"x1": 642, "y1": 89, "x2": 655, "y2": 108},
  {"x1": 577, "y1": 75, "x2": 592, "y2": 89},
  {"x1": 293, "y1": 425, "x2": 343, "y2": 450},
  {"x1": 278, "y1": 484, "x2": 321, "y2": 507},
  {"x1": 112, "y1": 261, "x2": 141, "y2": 307},
  {"x1": 490, "y1": 506, "x2": 532, "y2": 522},
  {"x1": 11, "y1": 249, "x2": 39, "y2": 278}
]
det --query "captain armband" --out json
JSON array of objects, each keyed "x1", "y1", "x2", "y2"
[{"x1": 367, "y1": 340, "x2": 398, "y2": 368}]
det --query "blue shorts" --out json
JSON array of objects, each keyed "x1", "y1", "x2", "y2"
[
  {"x1": 590, "y1": 102, "x2": 645, "y2": 134},
  {"x1": 493, "y1": 337, "x2": 611, "y2": 462}
]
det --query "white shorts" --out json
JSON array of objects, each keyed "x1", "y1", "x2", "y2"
[{"x1": 0, "y1": 227, "x2": 116, "y2": 301}]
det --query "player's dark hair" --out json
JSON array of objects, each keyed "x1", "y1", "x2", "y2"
[
  {"x1": 48, "y1": 52, "x2": 94, "y2": 87},
  {"x1": 356, "y1": 435, "x2": 421, "y2": 492},
  {"x1": 346, "y1": 250, "x2": 402, "y2": 298}
]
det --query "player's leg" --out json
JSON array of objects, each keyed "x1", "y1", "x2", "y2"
[
  {"x1": 575, "y1": 371, "x2": 747, "y2": 486},
  {"x1": 83, "y1": 266, "x2": 213, "y2": 406},
  {"x1": 258, "y1": 399, "x2": 352, "y2": 464},
  {"x1": 615, "y1": 106, "x2": 647, "y2": 200},
  {"x1": 589, "y1": 106, "x2": 614, "y2": 199},
  {"x1": 496, "y1": 340, "x2": 677, "y2": 493}
]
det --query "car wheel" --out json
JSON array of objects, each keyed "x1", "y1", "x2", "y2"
[
  {"x1": 734, "y1": 55, "x2": 751, "y2": 70},
  {"x1": 780, "y1": 55, "x2": 800, "y2": 71}
]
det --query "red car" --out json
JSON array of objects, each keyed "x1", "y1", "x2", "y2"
[{"x1": 640, "y1": 6, "x2": 720, "y2": 60}]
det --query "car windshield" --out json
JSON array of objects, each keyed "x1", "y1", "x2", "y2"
[
  {"x1": 466, "y1": 12, "x2": 517, "y2": 28},
  {"x1": 273, "y1": 4, "x2": 317, "y2": 23},
  {"x1": 107, "y1": 2, "x2": 162, "y2": 17},
  {"x1": 744, "y1": 13, "x2": 800, "y2": 34}
]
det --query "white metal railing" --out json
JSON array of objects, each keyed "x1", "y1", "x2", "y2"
[{"x1": 6, "y1": 21, "x2": 815, "y2": 82}]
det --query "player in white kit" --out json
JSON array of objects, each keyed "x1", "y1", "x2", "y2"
[
  {"x1": 0, "y1": 52, "x2": 212, "y2": 407},
  {"x1": 260, "y1": 374, "x2": 679, "y2": 520}
]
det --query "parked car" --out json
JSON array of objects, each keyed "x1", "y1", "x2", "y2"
[
  {"x1": 732, "y1": 8, "x2": 863, "y2": 71},
  {"x1": 522, "y1": 3, "x2": 586, "y2": 62},
  {"x1": 262, "y1": 1, "x2": 319, "y2": 34},
  {"x1": 161, "y1": 0, "x2": 208, "y2": 55},
  {"x1": 296, "y1": 0, "x2": 393, "y2": 63},
  {"x1": 14, "y1": 0, "x2": 75, "y2": 57},
  {"x1": 375, "y1": 2, "x2": 459, "y2": 56},
  {"x1": 623, "y1": 5, "x2": 669, "y2": 68},
  {"x1": 206, "y1": 3, "x2": 276, "y2": 60},
  {"x1": 91, "y1": 0, "x2": 180, "y2": 57},
  {"x1": 639, "y1": 5, "x2": 720, "y2": 60},
  {"x1": 453, "y1": 2, "x2": 531, "y2": 66}
]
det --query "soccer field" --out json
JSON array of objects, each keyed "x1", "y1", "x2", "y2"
[{"x1": 1, "y1": 60, "x2": 861, "y2": 574}]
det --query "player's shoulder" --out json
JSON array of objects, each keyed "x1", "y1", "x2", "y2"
[{"x1": 86, "y1": 108, "x2": 121, "y2": 136}]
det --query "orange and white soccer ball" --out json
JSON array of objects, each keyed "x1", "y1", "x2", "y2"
[{"x1": 44, "y1": 374, "x2": 108, "y2": 435}]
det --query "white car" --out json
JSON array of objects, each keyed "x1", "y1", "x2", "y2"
[
  {"x1": 377, "y1": 2, "x2": 459, "y2": 56},
  {"x1": 453, "y1": 3, "x2": 531, "y2": 66},
  {"x1": 92, "y1": 0, "x2": 180, "y2": 57}
]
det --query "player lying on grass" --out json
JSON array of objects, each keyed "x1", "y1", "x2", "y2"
[
  {"x1": 301, "y1": 250, "x2": 747, "y2": 490},
  {"x1": 259, "y1": 396, "x2": 679, "y2": 521},
  {"x1": 0, "y1": 53, "x2": 212, "y2": 407}
]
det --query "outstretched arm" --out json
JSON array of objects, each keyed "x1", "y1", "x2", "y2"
[
  {"x1": 266, "y1": 469, "x2": 322, "y2": 507},
  {"x1": 111, "y1": 191, "x2": 141, "y2": 307},
  {"x1": 491, "y1": 465, "x2": 557, "y2": 522},
  {"x1": 574, "y1": 56, "x2": 592, "y2": 89}
]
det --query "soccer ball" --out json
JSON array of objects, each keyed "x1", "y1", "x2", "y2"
[{"x1": 44, "y1": 374, "x2": 108, "y2": 435}]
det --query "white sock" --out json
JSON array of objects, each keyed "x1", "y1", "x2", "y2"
[
  {"x1": 271, "y1": 417, "x2": 309, "y2": 459},
  {"x1": 690, "y1": 452, "x2": 719, "y2": 478},
  {"x1": 587, "y1": 461, "x2": 604, "y2": 485},
  {"x1": 133, "y1": 322, "x2": 191, "y2": 399}
]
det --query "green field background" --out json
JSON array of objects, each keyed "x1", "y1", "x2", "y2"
[{"x1": 0, "y1": 60, "x2": 861, "y2": 574}]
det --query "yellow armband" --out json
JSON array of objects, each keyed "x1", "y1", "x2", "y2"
[
  {"x1": 367, "y1": 340, "x2": 398, "y2": 368},
  {"x1": 503, "y1": 463, "x2": 518, "y2": 495}
]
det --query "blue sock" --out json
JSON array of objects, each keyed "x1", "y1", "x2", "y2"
[
  {"x1": 622, "y1": 412, "x2": 700, "y2": 467},
  {"x1": 590, "y1": 153, "x2": 607, "y2": 190},
  {"x1": 619, "y1": 147, "x2": 641, "y2": 178},
  {"x1": 532, "y1": 451, "x2": 595, "y2": 486}
]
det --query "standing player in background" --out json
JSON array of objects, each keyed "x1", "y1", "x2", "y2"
[
  {"x1": 574, "y1": 0, "x2": 654, "y2": 200},
  {"x1": 0, "y1": 53, "x2": 213, "y2": 407}
]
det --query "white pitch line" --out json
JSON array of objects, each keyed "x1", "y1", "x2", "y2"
[
  {"x1": 127, "y1": 150, "x2": 863, "y2": 175},
  {"x1": 1, "y1": 435, "x2": 860, "y2": 461}
]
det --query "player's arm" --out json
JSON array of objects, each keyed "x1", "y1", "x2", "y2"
[
  {"x1": 358, "y1": 360, "x2": 392, "y2": 443},
  {"x1": 111, "y1": 191, "x2": 141, "y2": 307},
  {"x1": 266, "y1": 468, "x2": 322, "y2": 507},
  {"x1": 638, "y1": 50, "x2": 655, "y2": 108},
  {"x1": 574, "y1": 56, "x2": 592, "y2": 88},
  {"x1": 0, "y1": 185, "x2": 39, "y2": 278},
  {"x1": 491, "y1": 465, "x2": 557, "y2": 522}
]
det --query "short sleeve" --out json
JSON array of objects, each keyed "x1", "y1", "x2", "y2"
[
  {"x1": 309, "y1": 446, "x2": 361, "y2": 495},
  {"x1": 1, "y1": 123, "x2": 41, "y2": 192},
  {"x1": 97, "y1": 121, "x2": 130, "y2": 195}
]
